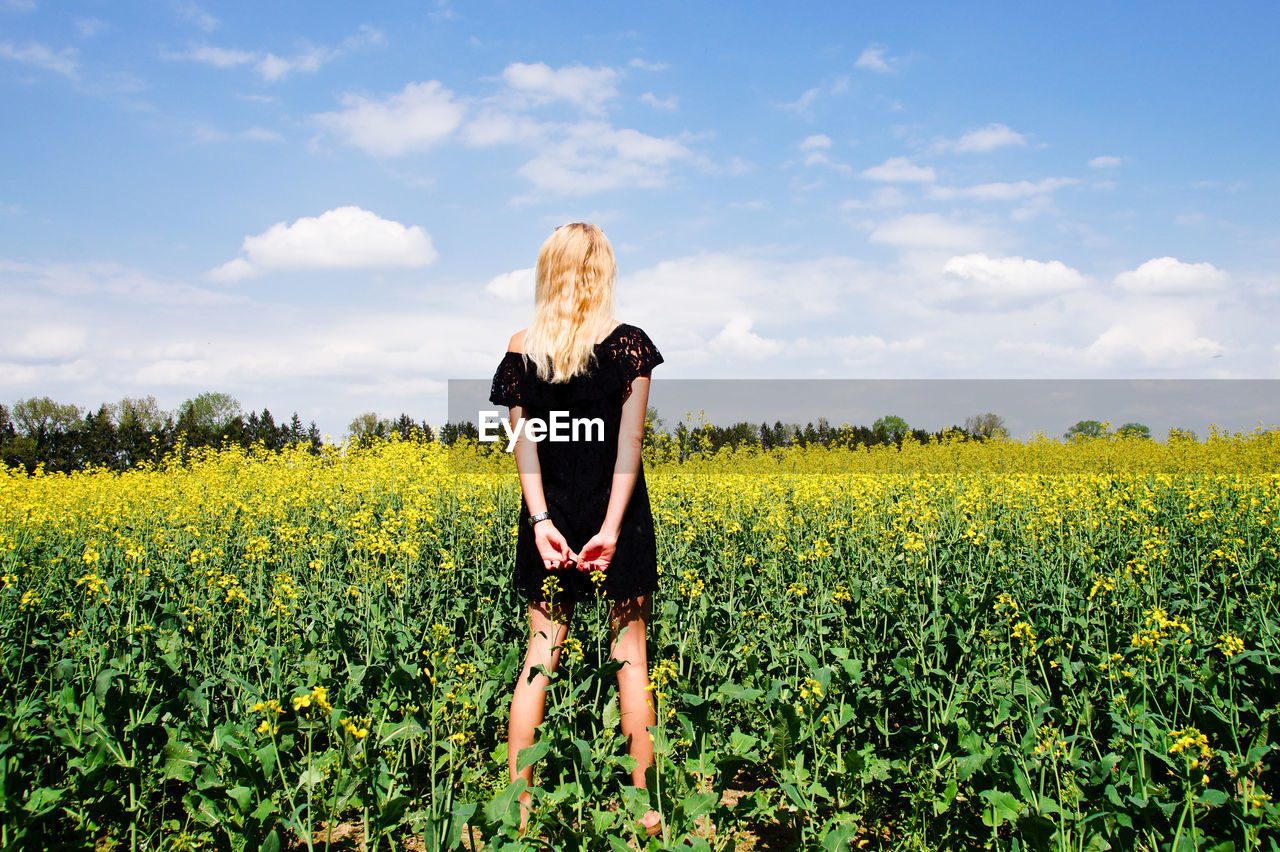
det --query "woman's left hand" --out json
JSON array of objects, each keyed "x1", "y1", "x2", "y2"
[{"x1": 576, "y1": 530, "x2": 617, "y2": 572}]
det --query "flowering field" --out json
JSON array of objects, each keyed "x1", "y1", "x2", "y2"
[{"x1": 1, "y1": 433, "x2": 1278, "y2": 851}]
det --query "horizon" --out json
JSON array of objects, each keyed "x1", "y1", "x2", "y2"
[{"x1": 3, "y1": 1, "x2": 1278, "y2": 439}]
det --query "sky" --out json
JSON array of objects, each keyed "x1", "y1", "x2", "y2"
[{"x1": 2, "y1": 1, "x2": 1278, "y2": 438}]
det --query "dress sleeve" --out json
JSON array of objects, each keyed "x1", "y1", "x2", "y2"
[
  {"x1": 489, "y1": 354, "x2": 525, "y2": 407},
  {"x1": 616, "y1": 326, "x2": 664, "y2": 384}
]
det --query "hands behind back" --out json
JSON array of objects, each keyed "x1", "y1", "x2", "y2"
[
  {"x1": 534, "y1": 521, "x2": 574, "y2": 570},
  {"x1": 576, "y1": 530, "x2": 617, "y2": 573}
]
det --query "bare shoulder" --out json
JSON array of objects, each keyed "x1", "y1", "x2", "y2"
[{"x1": 507, "y1": 329, "x2": 527, "y2": 354}]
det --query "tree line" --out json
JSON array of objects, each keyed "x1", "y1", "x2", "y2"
[
  {"x1": 0, "y1": 393, "x2": 324, "y2": 474},
  {"x1": 4, "y1": 391, "x2": 1185, "y2": 475}
]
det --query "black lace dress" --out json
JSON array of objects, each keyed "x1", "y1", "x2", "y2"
[{"x1": 489, "y1": 324, "x2": 664, "y2": 603}]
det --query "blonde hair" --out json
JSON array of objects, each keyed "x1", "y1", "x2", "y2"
[{"x1": 522, "y1": 223, "x2": 617, "y2": 383}]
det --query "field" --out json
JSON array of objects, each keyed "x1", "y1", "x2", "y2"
[{"x1": 1, "y1": 432, "x2": 1278, "y2": 851}]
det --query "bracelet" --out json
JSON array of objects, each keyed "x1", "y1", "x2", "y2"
[{"x1": 528, "y1": 511, "x2": 551, "y2": 528}]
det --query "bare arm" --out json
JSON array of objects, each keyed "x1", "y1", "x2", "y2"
[
  {"x1": 577, "y1": 373, "x2": 651, "y2": 570},
  {"x1": 505, "y1": 329, "x2": 575, "y2": 570}
]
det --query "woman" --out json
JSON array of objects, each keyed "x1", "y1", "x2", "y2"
[{"x1": 488, "y1": 223, "x2": 665, "y2": 838}]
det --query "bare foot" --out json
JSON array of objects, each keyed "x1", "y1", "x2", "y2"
[{"x1": 637, "y1": 808, "x2": 661, "y2": 837}]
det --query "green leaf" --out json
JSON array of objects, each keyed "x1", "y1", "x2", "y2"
[
  {"x1": 934, "y1": 777, "x2": 958, "y2": 815},
  {"x1": 483, "y1": 778, "x2": 527, "y2": 825},
  {"x1": 980, "y1": 789, "x2": 1022, "y2": 827},
  {"x1": 259, "y1": 829, "x2": 281, "y2": 852},
  {"x1": 255, "y1": 743, "x2": 277, "y2": 780},
  {"x1": 163, "y1": 739, "x2": 198, "y2": 782},
  {"x1": 516, "y1": 740, "x2": 549, "y2": 772},
  {"x1": 717, "y1": 682, "x2": 763, "y2": 702},
  {"x1": 603, "y1": 695, "x2": 621, "y2": 730},
  {"x1": 24, "y1": 787, "x2": 64, "y2": 817},
  {"x1": 251, "y1": 798, "x2": 277, "y2": 821},
  {"x1": 380, "y1": 717, "x2": 426, "y2": 744},
  {"x1": 446, "y1": 801, "x2": 477, "y2": 850},
  {"x1": 1197, "y1": 788, "x2": 1230, "y2": 807},
  {"x1": 678, "y1": 791, "x2": 718, "y2": 822},
  {"x1": 821, "y1": 818, "x2": 860, "y2": 852},
  {"x1": 297, "y1": 766, "x2": 325, "y2": 788},
  {"x1": 94, "y1": 668, "x2": 123, "y2": 702},
  {"x1": 228, "y1": 786, "x2": 253, "y2": 814}
]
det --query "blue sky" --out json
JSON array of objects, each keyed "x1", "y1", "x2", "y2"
[{"x1": 2, "y1": 1, "x2": 1277, "y2": 436}]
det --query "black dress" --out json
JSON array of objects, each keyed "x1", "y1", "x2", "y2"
[{"x1": 488, "y1": 323, "x2": 664, "y2": 603}]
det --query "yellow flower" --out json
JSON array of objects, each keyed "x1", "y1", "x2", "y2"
[{"x1": 1215, "y1": 632, "x2": 1245, "y2": 658}]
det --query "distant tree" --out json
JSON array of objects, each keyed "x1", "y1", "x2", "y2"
[
  {"x1": 872, "y1": 414, "x2": 910, "y2": 445},
  {"x1": 349, "y1": 412, "x2": 392, "y2": 447},
  {"x1": 1116, "y1": 422, "x2": 1151, "y2": 440},
  {"x1": 288, "y1": 413, "x2": 307, "y2": 445},
  {"x1": 112, "y1": 395, "x2": 166, "y2": 432},
  {"x1": 180, "y1": 392, "x2": 242, "y2": 433},
  {"x1": 1167, "y1": 426, "x2": 1199, "y2": 443},
  {"x1": 644, "y1": 407, "x2": 665, "y2": 446},
  {"x1": 816, "y1": 417, "x2": 831, "y2": 447},
  {"x1": 964, "y1": 412, "x2": 1008, "y2": 440},
  {"x1": 78, "y1": 405, "x2": 119, "y2": 468},
  {"x1": 11, "y1": 396, "x2": 84, "y2": 441},
  {"x1": 438, "y1": 421, "x2": 479, "y2": 446},
  {"x1": 393, "y1": 413, "x2": 417, "y2": 441},
  {"x1": 759, "y1": 421, "x2": 774, "y2": 450},
  {"x1": 717, "y1": 422, "x2": 759, "y2": 451},
  {"x1": 1064, "y1": 420, "x2": 1108, "y2": 440},
  {"x1": 306, "y1": 421, "x2": 323, "y2": 454}
]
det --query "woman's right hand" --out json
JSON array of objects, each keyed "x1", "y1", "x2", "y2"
[{"x1": 534, "y1": 521, "x2": 574, "y2": 570}]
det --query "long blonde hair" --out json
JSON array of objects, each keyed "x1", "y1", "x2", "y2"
[{"x1": 522, "y1": 223, "x2": 617, "y2": 383}]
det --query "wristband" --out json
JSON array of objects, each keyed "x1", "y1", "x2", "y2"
[{"x1": 528, "y1": 511, "x2": 551, "y2": 528}]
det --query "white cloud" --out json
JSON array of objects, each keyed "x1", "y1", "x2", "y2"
[
  {"x1": 209, "y1": 207, "x2": 438, "y2": 282},
  {"x1": 74, "y1": 17, "x2": 107, "y2": 38},
  {"x1": 178, "y1": 44, "x2": 255, "y2": 68},
  {"x1": 1089, "y1": 155, "x2": 1122, "y2": 168},
  {"x1": 868, "y1": 214, "x2": 990, "y2": 250},
  {"x1": 860, "y1": 157, "x2": 935, "y2": 182},
  {"x1": 927, "y1": 176, "x2": 1077, "y2": 201},
  {"x1": 841, "y1": 187, "x2": 908, "y2": 210},
  {"x1": 855, "y1": 45, "x2": 896, "y2": 73},
  {"x1": 628, "y1": 58, "x2": 669, "y2": 71},
  {"x1": 315, "y1": 81, "x2": 464, "y2": 156},
  {"x1": 5, "y1": 324, "x2": 88, "y2": 362},
  {"x1": 709, "y1": 316, "x2": 784, "y2": 358},
  {"x1": 486, "y1": 267, "x2": 534, "y2": 302},
  {"x1": 780, "y1": 87, "x2": 821, "y2": 115},
  {"x1": 0, "y1": 40, "x2": 78, "y2": 77},
  {"x1": 176, "y1": 1, "x2": 218, "y2": 32},
  {"x1": 461, "y1": 109, "x2": 545, "y2": 146},
  {"x1": 799, "y1": 134, "x2": 832, "y2": 151},
  {"x1": 166, "y1": 25, "x2": 381, "y2": 81},
  {"x1": 3, "y1": 0, "x2": 37, "y2": 11},
  {"x1": 940, "y1": 253, "x2": 1086, "y2": 309},
  {"x1": 1114, "y1": 257, "x2": 1229, "y2": 294},
  {"x1": 1085, "y1": 309, "x2": 1223, "y2": 366},
  {"x1": 256, "y1": 46, "x2": 336, "y2": 81},
  {"x1": 193, "y1": 124, "x2": 284, "y2": 143},
  {"x1": 0, "y1": 258, "x2": 245, "y2": 307},
  {"x1": 515, "y1": 120, "x2": 692, "y2": 196},
  {"x1": 500, "y1": 62, "x2": 619, "y2": 113},
  {"x1": 937, "y1": 123, "x2": 1027, "y2": 153},
  {"x1": 640, "y1": 92, "x2": 678, "y2": 111}
]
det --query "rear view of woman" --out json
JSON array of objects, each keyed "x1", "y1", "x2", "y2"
[{"x1": 488, "y1": 223, "x2": 665, "y2": 837}]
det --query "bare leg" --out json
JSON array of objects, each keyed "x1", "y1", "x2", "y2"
[
  {"x1": 610, "y1": 595, "x2": 660, "y2": 834},
  {"x1": 508, "y1": 598, "x2": 574, "y2": 833}
]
